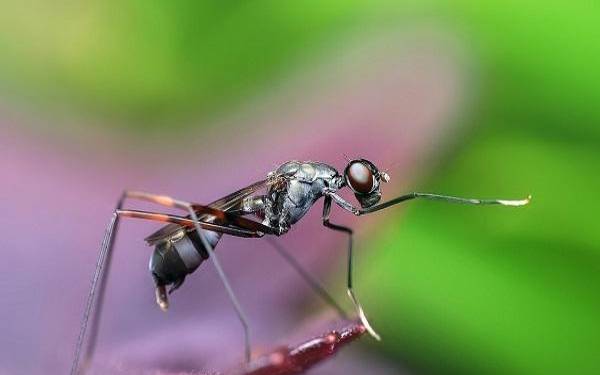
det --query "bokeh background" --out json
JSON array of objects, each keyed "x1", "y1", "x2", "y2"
[{"x1": 1, "y1": 2, "x2": 598, "y2": 375}]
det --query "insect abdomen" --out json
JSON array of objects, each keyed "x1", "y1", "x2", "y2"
[{"x1": 149, "y1": 230, "x2": 222, "y2": 292}]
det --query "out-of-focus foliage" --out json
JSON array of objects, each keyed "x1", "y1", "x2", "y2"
[
  {"x1": 0, "y1": 0, "x2": 390, "y2": 128},
  {"x1": 358, "y1": 3, "x2": 600, "y2": 375},
  {"x1": 1, "y1": 2, "x2": 598, "y2": 134},
  {"x1": 0, "y1": 1, "x2": 598, "y2": 375},
  {"x1": 361, "y1": 132, "x2": 599, "y2": 374}
]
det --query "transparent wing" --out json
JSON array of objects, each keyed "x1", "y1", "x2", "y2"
[
  {"x1": 144, "y1": 175, "x2": 283, "y2": 244},
  {"x1": 208, "y1": 177, "x2": 275, "y2": 211}
]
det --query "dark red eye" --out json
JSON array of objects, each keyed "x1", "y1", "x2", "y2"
[{"x1": 346, "y1": 162, "x2": 374, "y2": 194}]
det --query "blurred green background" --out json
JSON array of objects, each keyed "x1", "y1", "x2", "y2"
[{"x1": 1, "y1": 1, "x2": 598, "y2": 375}]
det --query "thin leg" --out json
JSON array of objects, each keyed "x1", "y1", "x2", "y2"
[
  {"x1": 360, "y1": 192, "x2": 531, "y2": 215},
  {"x1": 184, "y1": 205, "x2": 252, "y2": 362},
  {"x1": 71, "y1": 192, "x2": 125, "y2": 375},
  {"x1": 321, "y1": 197, "x2": 381, "y2": 340},
  {"x1": 121, "y1": 191, "x2": 253, "y2": 362},
  {"x1": 116, "y1": 209, "x2": 262, "y2": 237},
  {"x1": 264, "y1": 237, "x2": 347, "y2": 319},
  {"x1": 125, "y1": 190, "x2": 276, "y2": 235},
  {"x1": 326, "y1": 191, "x2": 531, "y2": 216},
  {"x1": 71, "y1": 193, "x2": 262, "y2": 375}
]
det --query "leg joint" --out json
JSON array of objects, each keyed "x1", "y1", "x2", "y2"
[{"x1": 323, "y1": 219, "x2": 353, "y2": 235}]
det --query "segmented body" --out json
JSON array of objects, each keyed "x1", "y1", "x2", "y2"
[{"x1": 147, "y1": 161, "x2": 345, "y2": 291}]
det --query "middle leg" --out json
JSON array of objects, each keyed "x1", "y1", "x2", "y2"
[{"x1": 264, "y1": 237, "x2": 347, "y2": 319}]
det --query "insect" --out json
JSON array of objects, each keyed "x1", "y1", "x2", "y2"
[{"x1": 70, "y1": 159, "x2": 530, "y2": 374}]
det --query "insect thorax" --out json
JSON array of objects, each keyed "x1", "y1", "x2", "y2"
[{"x1": 263, "y1": 161, "x2": 343, "y2": 233}]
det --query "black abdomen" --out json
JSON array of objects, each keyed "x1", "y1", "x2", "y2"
[{"x1": 149, "y1": 230, "x2": 222, "y2": 293}]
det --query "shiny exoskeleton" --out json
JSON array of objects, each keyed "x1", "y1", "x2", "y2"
[
  {"x1": 147, "y1": 160, "x2": 389, "y2": 295},
  {"x1": 71, "y1": 158, "x2": 529, "y2": 375}
]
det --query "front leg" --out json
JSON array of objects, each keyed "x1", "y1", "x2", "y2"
[
  {"x1": 325, "y1": 191, "x2": 530, "y2": 216},
  {"x1": 322, "y1": 196, "x2": 381, "y2": 340},
  {"x1": 325, "y1": 191, "x2": 361, "y2": 215}
]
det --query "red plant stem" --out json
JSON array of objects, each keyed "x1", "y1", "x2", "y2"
[{"x1": 232, "y1": 322, "x2": 366, "y2": 375}]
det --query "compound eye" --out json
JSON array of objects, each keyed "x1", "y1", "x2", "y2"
[{"x1": 347, "y1": 162, "x2": 375, "y2": 194}]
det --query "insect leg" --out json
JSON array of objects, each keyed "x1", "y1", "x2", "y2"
[
  {"x1": 116, "y1": 209, "x2": 262, "y2": 237},
  {"x1": 326, "y1": 191, "x2": 530, "y2": 216},
  {"x1": 71, "y1": 192, "x2": 126, "y2": 375},
  {"x1": 183, "y1": 204, "x2": 252, "y2": 362},
  {"x1": 360, "y1": 192, "x2": 531, "y2": 215},
  {"x1": 72, "y1": 206, "x2": 265, "y2": 375},
  {"x1": 321, "y1": 197, "x2": 381, "y2": 340},
  {"x1": 125, "y1": 190, "x2": 277, "y2": 235},
  {"x1": 116, "y1": 191, "x2": 254, "y2": 362},
  {"x1": 264, "y1": 237, "x2": 348, "y2": 319}
]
